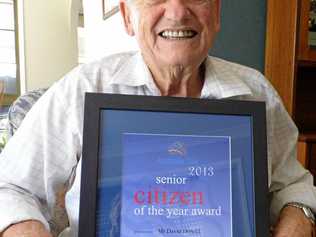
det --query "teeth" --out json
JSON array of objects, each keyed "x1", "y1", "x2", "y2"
[{"x1": 161, "y1": 30, "x2": 195, "y2": 38}]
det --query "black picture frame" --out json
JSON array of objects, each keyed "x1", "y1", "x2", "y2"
[{"x1": 79, "y1": 93, "x2": 269, "y2": 237}]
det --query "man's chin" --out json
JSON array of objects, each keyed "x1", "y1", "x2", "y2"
[{"x1": 158, "y1": 50, "x2": 205, "y2": 67}]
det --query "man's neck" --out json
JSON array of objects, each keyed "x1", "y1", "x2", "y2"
[{"x1": 149, "y1": 64, "x2": 205, "y2": 98}]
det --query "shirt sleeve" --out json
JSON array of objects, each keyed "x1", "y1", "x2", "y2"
[
  {"x1": 0, "y1": 184, "x2": 51, "y2": 231},
  {"x1": 267, "y1": 94, "x2": 316, "y2": 225},
  {"x1": 0, "y1": 77, "x2": 81, "y2": 233}
]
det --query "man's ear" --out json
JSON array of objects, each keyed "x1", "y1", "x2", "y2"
[{"x1": 119, "y1": 0, "x2": 135, "y2": 36}]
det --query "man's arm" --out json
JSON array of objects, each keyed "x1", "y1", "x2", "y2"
[
  {"x1": 273, "y1": 206, "x2": 315, "y2": 237},
  {"x1": 1, "y1": 220, "x2": 52, "y2": 237},
  {"x1": 265, "y1": 87, "x2": 316, "y2": 237},
  {"x1": 0, "y1": 68, "x2": 82, "y2": 233}
]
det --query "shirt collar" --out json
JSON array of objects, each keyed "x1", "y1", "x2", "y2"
[
  {"x1": 201, "y1": 56, "x2": 253, "y2": 99},
  {"x1": 109, "y1": 52, "x2": 252, "y2": 98},
  {"x1": 109, "y1": 51, "x2": 161, "y2": 95}
]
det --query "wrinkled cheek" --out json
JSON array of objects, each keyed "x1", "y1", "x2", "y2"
[{"x1": 137, "y1": 32, "x2": 154, "y2": 53}]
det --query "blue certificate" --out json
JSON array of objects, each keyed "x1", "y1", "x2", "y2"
[{"x1": 121, "y1": 133, "x2": 232, "y2": 237}]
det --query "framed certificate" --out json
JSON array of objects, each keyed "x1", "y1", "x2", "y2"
[{"x1": 79, "y1": 93, "x2": 269, "y2": 237}]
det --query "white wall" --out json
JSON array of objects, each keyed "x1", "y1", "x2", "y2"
[
  {"x1": 83, "y1": 0, "x2": 138, "y2": 62},
  {"x1": 21, "y1": 0, "x2": 79, "y2": 92}
]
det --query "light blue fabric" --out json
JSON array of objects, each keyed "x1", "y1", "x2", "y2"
[{"x1": 7, "y1": 89, "x2": 47, "y2": 137}]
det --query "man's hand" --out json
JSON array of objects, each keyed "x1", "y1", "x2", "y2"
[
  {"x1": 1, "y1": 220, "x2": 52, "y2": 237},
  {"x1": 272, "y1": 206, "x2": 315, "y2": 237}
]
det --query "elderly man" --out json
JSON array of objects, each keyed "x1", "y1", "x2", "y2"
[{"x1": 0, "y1": 0, "x2": 315, "y2": 236}]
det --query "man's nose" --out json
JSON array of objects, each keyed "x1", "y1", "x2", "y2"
[{"x1": 164, "y1": 0, "x2": 191, "y2": 21}]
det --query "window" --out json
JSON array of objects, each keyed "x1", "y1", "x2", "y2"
[{"x1": 0, "y1": 0, "x2": 19, "y2": 106}]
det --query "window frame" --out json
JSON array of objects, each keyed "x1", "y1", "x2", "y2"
[{"x1": 0, "y1": 0, "x2": 21, "y2": 106}]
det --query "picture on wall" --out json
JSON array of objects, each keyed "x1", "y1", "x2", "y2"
[{"x1": 102, "y1": 0, "x2": 119, "y2": 20}]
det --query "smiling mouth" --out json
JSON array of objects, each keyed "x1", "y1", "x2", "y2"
[{"x1": 159, "y1": 30, "x2": 198, "y2": 40}]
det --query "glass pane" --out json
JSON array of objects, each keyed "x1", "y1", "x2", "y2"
[
  {"x1": 309, "y1": 0, "x2": 316, "y2": 46},
  {"x1": 0, "y1": 2, "x2": 14, "y2": 30},
  {"x1": 0, "y1": 0, "x2": 17, "y2": 96},
  {"x1": 0, "y1": 30, "x2": 15, "y2": 64},
  {"x1": 0, "y1": 63, "x2": 17, "y2": 94}
]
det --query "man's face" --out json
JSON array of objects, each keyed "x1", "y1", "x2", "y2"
[{"x1": 121, "y1": 0, "x2": 221, "y2": 70}]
